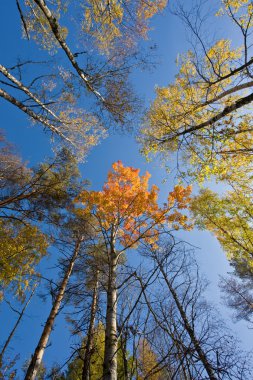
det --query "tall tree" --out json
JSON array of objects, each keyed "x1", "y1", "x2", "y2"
[
  {"x1": 1, "y1": 1, "x2": 167, "y2": 158},
  {"x1": 138, "y1": 239, "x2": 253, "y2": 379},
  {"x1": 191, "y1": 188, "x2": 253, "y2": 322},
  {"x1": 24, "y1": 215, "x2": 92, "y2": 380},
  {"x1": 136, "y1": 338, "x2": 161, "y2": 380},
  {"x1": 140, "y1": 0, "x2": 253, "y2": 323},
  {"x1": 0, "y1": 289, "x2": 35, "y2": 377},
  {"x1": 57, "y1": 323, "x2": 129, "y2": 380},
  {"x1": 140, "y1": 0, "x2": 253, "y2": 183},
  {"x1": 77, "y1": 161, "x2": 192, "y2": 380},
  {"x1": 0, "y1": 133, "x2": 82, "y2": 298},
  {"x1": 65, "y1": 244, "x2": 105, "y2": 380}
]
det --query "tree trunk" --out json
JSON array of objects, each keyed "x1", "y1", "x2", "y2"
[
  {"x1": 0, "y1": 289, "x2": 35, "y2": 369},
  {"x1": 24, "y1": 238, "x2": 82, "y2": 380},
  {"x1": 82, "y1": 270, "x2": 99, "y2": 380},
  {"x1": 158, "y1": 261, "x2": 217, "y2": 380},
  {"x1": 121, "y1": 332, "x2": 129, "y2": 380},
  {"x1": 103, "y1": 255, "x2": 118, "y2": 380}
]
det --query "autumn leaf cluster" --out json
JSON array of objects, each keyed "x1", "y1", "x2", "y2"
[{"x1": 77, "y1": 161, "x2": 192, "y2": 249}]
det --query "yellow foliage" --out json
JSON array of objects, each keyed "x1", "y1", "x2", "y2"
[
  {"x1": 23, "y1": 0, "x2": 68, "y2": 52},
  {"x1": 140, "y1": 0, "x2": 253, "y2": 185},
  {"x1": 82, "y1": 0, "x2": 167, "y2": 55},
  {"x1": 191, "y1": 189, "x2": 253, "y2": 274},
  {"x1": 137, "y1": 338, "x2": 161, "y2": 379},
  {"x1": 0, "y1": 220, "x2": 48, "y2": 299}
]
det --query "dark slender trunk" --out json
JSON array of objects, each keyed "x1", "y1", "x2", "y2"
[
  {"x1": 24, "y1": 238, "x2": 82, "y2": 380},
  {"x1": 103, "y1": 255, "x2": 118, "y2": 380},
  {"x1": 82, "y1": 270, "x2": 99, "y2": 380},
  {"x1": 121, "y1": 332, "x2": 129, "y2": 380},
  {"x1": 0, "y1": 289, "x2": 35, "y2": 368},
  {"x1": 158, "y1": 261, "x2": 217, "y2": 380}
]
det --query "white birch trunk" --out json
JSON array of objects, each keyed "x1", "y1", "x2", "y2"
[{"x1": 103, "y1": 255, "x2": 118, "y2": 380}]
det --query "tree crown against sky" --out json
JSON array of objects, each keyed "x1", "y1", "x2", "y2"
[
  {"x1": 140, "y1": 0, "x2": 253, "y2": 184},
  {"x1": 76, "y1": 160, "x2": 192, "y2": 252},
  {"x1": 0, "y1": 0, "x2": 168, "y2": 160},
  {"x1": 0, "y1": 129, "x2": 85, "y2": 301},
  {"x1": 1, "y1": 0, "x2": 253, "y2": 378},
  {"x1": 75, "y1": 161, "x2": 192, "y2": 380},
  {"x1": 138, "y1": 0, "x2": 253, "y2": 328}
]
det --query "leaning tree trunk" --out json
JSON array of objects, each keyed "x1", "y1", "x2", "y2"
[
  {"x1": 103, "y1": 254, "x2": 118, "y2": 380},
  {"x1": 158, "y1": 261, "x2": 217, "y2": 380},
  {"x1": 82, "y1": 270, "x2": 99, "y2": 380},
  {"x1": 0, "y1": 288, "x2": 35, "y2": 369},
  {"x1": 24, "y1": 238, "x2": 82, "y2": 380}
]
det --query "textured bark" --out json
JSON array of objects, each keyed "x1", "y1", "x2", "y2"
[
  {"x1": 0, "y1": 64, "x2": 60, "y2": 122},
  {"x1": 103, "y1": 255, "x2": 118, "y2": 380},
  {"x1": 0, "y1": 88, "x2": 73, "y2": 145},
  {"x1": 82, "y1": 270, "x2": 99, "y2": 380},
  {"x1": 33, "y1": 0, "x2": 104, "y2": 102},
  {"x1": 24, "y1": 238, "x2": 82, "y2": 380}
]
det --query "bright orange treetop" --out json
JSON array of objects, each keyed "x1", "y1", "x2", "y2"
[{"x1": 77, "y1": 161, "x2": 192, "y2": 250}]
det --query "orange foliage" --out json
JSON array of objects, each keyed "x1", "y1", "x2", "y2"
[{"x1": 77, "y1": 161, "x2": 192, "y2": 250}]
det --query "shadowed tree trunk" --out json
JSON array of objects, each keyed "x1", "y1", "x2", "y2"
[
  {"x1": 82, "y1": 270, "x2": 99, "y2": 380},
  {"x1": 121, "y1": 330, "x2": 129, "y2": 380}
]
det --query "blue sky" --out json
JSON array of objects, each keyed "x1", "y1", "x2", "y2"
[{"x1": 0, "y1": 0, "x2": 252, "y2": 376}]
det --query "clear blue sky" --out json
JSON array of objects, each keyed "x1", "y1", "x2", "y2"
[{"x1": 0, "y1": 0, "x2": 251, "y2": 377}]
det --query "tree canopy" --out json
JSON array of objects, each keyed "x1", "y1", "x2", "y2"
[{"x1": 140, "y1": 0, "x2": 253, "y2": 183}]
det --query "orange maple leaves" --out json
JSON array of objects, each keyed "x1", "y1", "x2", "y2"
[{"x1": 77, "y1": 161, "x2": 192, "y2": 250}]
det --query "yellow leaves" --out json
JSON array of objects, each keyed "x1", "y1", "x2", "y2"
[
  {"x1": 0, "y1": 220, "x2": 48, "y2": 298},
  {"x1": 82, "y1": 0, "x2": 167, "y2": 55},
  {"x1": 191, "y1": 188, "x2": 253, "y2": 272},
  {"x1": 77, "y1": 162, "x2": 191, "y2": 251},
  {"x1": 140, "y1": 0, "x2": 253, "y2": 186},
  {"x1": 137, "y1": 0, "x2": 167, "y2": 21},
  {"x1": 137, "y1": 338, "x2": 161, "y2": 380},
  {"x1": 217, "y1": 0, "x2": 253, "y2": 30},
  {"x1": 83, "y1": 0, "x2": 124, "y2": 54},
  {"x1": 56, "y1": 108, "x2": 107, "y2": 160},
  {"x1": 206, "y1": 39, "x2": 242, "y2": 78},
  {"x1": 23, "y1": 0, "x2": 68, "y2": 53},
  {"x1": 221, "y1": 0, "x2": 250, "y2": 14}
]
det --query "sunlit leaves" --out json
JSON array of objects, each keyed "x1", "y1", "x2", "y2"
[
  {"x1": 140, "y1": 0, "x2": 253, "y2": 184},
  {"x1": 22, "y1": 0, "x2": 167, "y2": 56},
  {"x1": 217, "y1": 0, "x2": 253, "y2": 30},
  {"x1": 0, "y1": 220, "x2": 48, "y2": 299},
  {"x1": 136, "y1": 338, "x2": 161, "y2": 380},
  {"x1": 191, "y1": 188, "x2": 253, "y2": 276},
  {"x1": 77, "y1": 161, "x2": 192, "y2": 251},
  {"x1": 52, "y1": 108, "x2": 107, "y2": 160},
  {"x1": 23, "y1": 0, "x2": 68, "y2": 52},
  {"x1": 82, "y1": 0, "x2": 167, "y2": 56}
]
